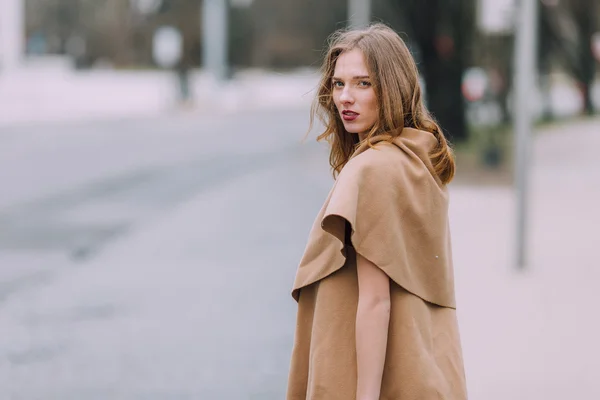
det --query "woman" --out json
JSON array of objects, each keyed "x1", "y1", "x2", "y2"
[{"x1": 287, "y1": 24, "x2": 467, "y2": 400}]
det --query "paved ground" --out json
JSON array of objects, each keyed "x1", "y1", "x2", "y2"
[
  {"x1": 0, "y1": 110, "x2": 599, "y2": 399},
  {"x1": 0, "y1": 67, "x2": 316, "y2": 128}
]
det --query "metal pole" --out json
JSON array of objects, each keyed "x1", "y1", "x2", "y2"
[
  {"x1": 348, "y1": 0, "x2": 371, "y2": 29},
  {"x1": 0, "y1": 0, "x2": 24, "y2": 72},
  {"x1": 513, "y1": 0, "x2": 538, "y2": 269},
  {"x1": 202, "y1": 0, "x2": 228, "y2": 83}
]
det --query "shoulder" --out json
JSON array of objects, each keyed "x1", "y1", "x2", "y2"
[{"x1": 339, "y1": 142, "x2": 406, "y2": 183}]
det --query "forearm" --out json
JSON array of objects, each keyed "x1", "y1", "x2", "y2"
[{"x1": 355, "y1": 299, "x2": 391, "y2": 400}]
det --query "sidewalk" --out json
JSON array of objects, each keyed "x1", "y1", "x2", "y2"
[
  {"x1": 0, "y1": 115, "x2": 599, "y2": 398},
  {"x1": 0, "y1": 63, "x2": 317, "y2": 128},
  {"x1": 454, "y1": 117, "x2": 600, "y2": 399}
]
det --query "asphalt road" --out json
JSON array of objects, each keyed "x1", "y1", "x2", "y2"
[
  {"x1": 0, "y1": 109, "x2": 319, "y2": 295},
  {"x1": 0, "y1": 109, "x2": 329, "y2": 399}
]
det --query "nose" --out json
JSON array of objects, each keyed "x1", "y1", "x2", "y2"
[{"x1": 339, "y1": 86, "x2": 354, "y2": 104}]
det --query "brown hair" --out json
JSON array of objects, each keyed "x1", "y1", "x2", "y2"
[{"x1": 309, "y1": 23, "x2": 455, "y2": 184}]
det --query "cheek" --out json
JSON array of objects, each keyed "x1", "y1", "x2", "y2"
[
  {"x1": 366, "y1": 93, "x2": 378, "y2": 118},
  {"x1": 332, "y1": 93, "x2": 340, "y2": 110}
]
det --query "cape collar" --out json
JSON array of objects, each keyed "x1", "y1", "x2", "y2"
[{"x1": 350, "y1": 127, "x2": 441, "y2": 185}]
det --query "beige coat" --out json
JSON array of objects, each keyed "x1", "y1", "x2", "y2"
[{"x1": 287, "y1": 128, "x2": 467, "y2": 400}]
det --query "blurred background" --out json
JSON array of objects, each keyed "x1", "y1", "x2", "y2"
[{"x1": 0, "y1": 0, "x2": 599, "y2": 399}]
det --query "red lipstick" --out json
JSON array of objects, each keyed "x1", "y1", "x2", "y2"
[{"x1": 342, "y1": 110, "x2": 359, "y2": 121}]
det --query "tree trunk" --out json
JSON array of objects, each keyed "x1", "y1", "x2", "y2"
[
  {"x1": 580, "y1": 82, "x2": 594, "y2": 115},
  {"x1": 400, "y1": 0, "x2": 474, "y2": 142},
  {"x1": 542, "y1": 0, "x2": 597, "y2": 115},
  {"x1": 422, "y1": 50, "x2": 468, "y2": 141},
  {"x1": 576, "y1": 3, "x2": 596, "y2": 115}
]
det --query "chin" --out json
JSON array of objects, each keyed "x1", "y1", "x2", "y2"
[{"x1": 343, "y1": 124, "x2": 364, "y2": 134}]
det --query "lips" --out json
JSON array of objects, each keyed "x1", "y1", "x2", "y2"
[{"x1": 342, "y1": 110, "x2": 359, "y2": 121}]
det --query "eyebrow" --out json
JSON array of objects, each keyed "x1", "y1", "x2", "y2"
[{"x1": 332, "y1": 75, "x2": 371, "y2": 80}]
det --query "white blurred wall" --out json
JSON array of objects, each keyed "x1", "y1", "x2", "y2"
[{"x1": 0, "y1": 0, "x2": 24, "y2": 72}]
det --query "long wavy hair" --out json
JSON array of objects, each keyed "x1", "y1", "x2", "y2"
[{"x1": 309, "y1": 23, "x2": 455, "y2": 184}]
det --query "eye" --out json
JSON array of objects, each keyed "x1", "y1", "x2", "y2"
[
  {"x1": 358, "y1": 80, "x2": 371, "y2": 87},
  {"x1": 333, "y1": 80, "x2": 344, "y2": 88}
]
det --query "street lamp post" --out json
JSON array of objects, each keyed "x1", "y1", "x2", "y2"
[
  {"x1": 348, "y1": 0, "x2": 371, "y2": 29},
  {"x1": 513, "y1": 0, "x2": 539, "y2": 269},
  {"x1": 202, "y1": 0, "x2": 229, "y2": 83}
]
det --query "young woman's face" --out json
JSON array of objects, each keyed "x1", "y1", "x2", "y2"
[{"x1": 332, "y1": 49, "x2": 378, "y2": 138}]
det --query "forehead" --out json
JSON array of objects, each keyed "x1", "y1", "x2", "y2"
[{"x1": 333, "y1": 49, "x2": 368, "y2": 77}]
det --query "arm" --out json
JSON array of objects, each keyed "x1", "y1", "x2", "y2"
[{"x1": 355, "y1": 252, "x2": 391, "y2": 400}]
